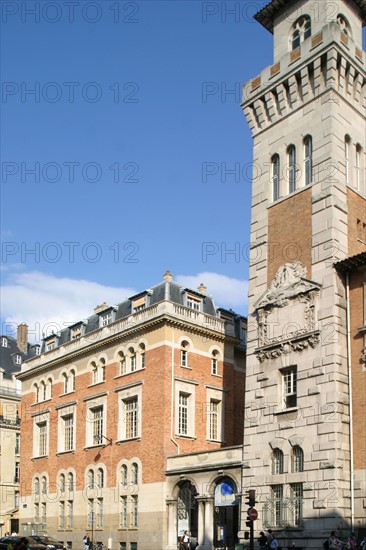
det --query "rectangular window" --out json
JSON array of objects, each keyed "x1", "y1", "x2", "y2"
[
  {"x1": 41, "y1": 502, "x2": 47, "y2": 525},
  {"x1": 178, "y1": 393, "x2": 189, "y2": 435},
  {"x1": 88, "y1": 499, "x2": 94, "y2": 528},
  {"x1": 14, "y1": 491, "x2": 19, "y2": 508},
  {"x1": 67, "y1": 501, "x2": 73, "y2": 528},
  {"x1": 180, "y1": 349, "x2": 187, "y2": 367},
  {"x1": 282, "y1": 367, "x2": 297, "y2": 408},
  {"x1": 130, "y1": 354, "x2": 136, "y2": 372},
  {"x1": 97, "y1": 498, "x2": 103, "y2": 528},
  {"x1": 101, "y1": 312, "x2": 112, "y2": 326},
  {"x1": 60, "y1": 501, "x2": 65, "y2": 529},
  {"x1": 271, "y1": 485, "x2": 284, "y2": 527},
  {"x1": 125, "y1": 398, "x2": 138, "y2": 439},
  {"x1": 120, "y1": 544, "x2": 126, "y2": 550},
  {"x1": 131, "y1": 495, "x2": 138, "y2": 528},
  {"x1": 130, "y1": 543, "x2": 137, "y2": 550},
  {"x1": 46, "y1": 340, "x2": 55, "y2": 351},
  {"x1": 92, "y1": 407, "x2": 103, "y2": 445},
  {"x1": 15, "y1": 434, "x2": 20, "y2": 455},
  {"x1": 34, "y1": 503, "x2": 39, "y2": 523},
  {"x1": 211, "y1": 358, "x2": 218, "y2": 375},
  {"x1": 290, "y1": 483, "x2": 303, "y2": 527},
  {"x1": 64, "y1": 414, "x2": 74, "y2": 451},
  {"x1": 38, "y1": 422, "x2": 47, "y2": 456},
  {"x1": 120, "y1": 496, "x2": 127, "y2": 528},
  {"x1": 209, "y1": 400, "x2": 219, "y2": 440},
  {"x1": 187, "y1": 296, "x2": 201, "y2": 311},
  {"x1": 14, "y1": 462, "x2": 20, "y2": 483}
]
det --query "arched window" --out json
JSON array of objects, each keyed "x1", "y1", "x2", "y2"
[
  {"x1": 88, "y1": 469, "x2": 95, "y2": 490},
  {"x1": 42, "y1": 476, "x2": 47, "y2": 496},
  {"x1": 59, "y1": 473, "x2": 65, "y2": 492},
  {"x1": 100, "y1": 358, "x2": 106, "y2": 382},
  {"x1": 34, "y1": 477, "x2": 40, "y2": 496},
  {"x1": 121, "y1": 464, "x2": 128, "y2": 486},
  {"x1": 304, "y1": 136, "x2": 313, "y2": 185},
  {"x1": 272, "y1": 154, "x2": 280, "y2": 201},
  {"x1": 119, "y1": 352, "x2": 126, "y2": 375},
  {"x1": 68, "y1": 472, "x2": 74, "y2": 492},
  {"x1": 291, "y1": 16, "x2": 311, "y2": 51},
  {"x1": 48, "y1": 378, "x2": 52, "y2": 398},
  {"x1": 272, "y1": 448, "x2": 284, "y2": 474},
  {"x1": 70, "y1": 369, "x2": 75, "y2": 391},
  {"x1": 292, "y1": 446, "x2": 304, "y2": 472},
  {"x1": 63, "y1": 373, "x2": 69, "y2": 394},
  {"x1": 211, "y1": 350, "x2": 219, "y2": 375},
  {"x1": 139, "y1": 344, "x2": 146, "y2": 369},
  {"x1": 91, "y1": 361, "x2": 98, "y2": 384},
  {"x1": 35, "y1": 384, "x2": 39, "y2": 403},
  {"x1": 97, "y1": 468, "x2": 104, "y2": 488},
  {"x1": 131, "y1": 463, "x2": 138, "y2": 485},
  {"x1": 288, "y1": 145, "x2": 297, "y2": 193},
  {"x1": 41, "y1": 381, "x2": 46, "y2": 401},
  {"x1": 180, "y1": 341, "x2": 189, "y2": 368},
  {"x1": 129, "y1": 347, "x2": 137, "y2": 372},
  {"x1": 345, "y1": 135, "x2": 351, "y2": 184}
]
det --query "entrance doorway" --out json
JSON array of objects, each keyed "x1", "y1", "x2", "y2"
[
  {"x1": 213, "y1": 478, "x2": 239, "y2": 550},
  {"x1": 177, "y1": 481, "x2": 198, "y2": 540}
]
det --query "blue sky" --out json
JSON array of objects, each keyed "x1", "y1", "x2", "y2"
[{"x1": 1, "y1": 1, "x2": 364, "y2": 342}]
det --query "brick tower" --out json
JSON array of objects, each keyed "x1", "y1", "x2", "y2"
[{"x1": 241, "y1": 0, "x2": 366, "y2": 547}]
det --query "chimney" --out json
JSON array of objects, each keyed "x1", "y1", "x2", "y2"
[
  {"x1": 94, "y1": 302, "x2": 109, "y2": 314},
  {"x1": 197, "y1": 283, "x2": 207, "y2": 294},
  {"x1": 17, "y1": 323, "x2": 28, "y2": 354},
  {"x1": 163, "y1": 270, "x2": 173, "y2": 282}
]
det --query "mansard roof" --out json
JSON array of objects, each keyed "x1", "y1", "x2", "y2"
[
  {"x1": 39, "y1": 277, "x2": 246, "y2": 353},
  {"x1": 0, "y1": 336, "x2": 37, "y2": 379},
  {"x1": 255, "y1": 0, "x2": 366, "y2": 32}
]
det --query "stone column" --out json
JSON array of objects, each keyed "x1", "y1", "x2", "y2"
[
  {"x1": 166, "y1": 497, "x2": 177, "y2": 550},
  {"x1": 204, "y1": 497, "x2": 214, "y2": 549},
  {"x1": 196, "y1": 496, "x2": 206, "y2": 547}
]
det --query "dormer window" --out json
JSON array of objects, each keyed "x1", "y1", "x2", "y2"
[
  {"x1": 132, "y1": 295, "x2": 146, "y2": 313},
  {"x1": 34, "y1": 345, "x2": 41, "y2": 356},
  {"x1": 14, "y1": 354, "x2": 22, "y2": 365},
  {"x1": 1, "y1": 337, "x2": 8, "y2": 347},
  {"x1": 71, "y1": 324, "x2": 83, "y2": 340},
  {"x1": 290, "y1": 16, "x2": 311, "y2": 51},
  {"x1": 101, "y1": 311, "x2": 112, "y2": 326},
  {"x1": 187, "y1": 295, "x2": 201, "y2": 311},
  {"x1": 46, "y1": 338, "x2": 56, "y2": 351}
]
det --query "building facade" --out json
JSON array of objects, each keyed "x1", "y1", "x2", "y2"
[
  {"x1": 241, "y1": 0, "x2": 366, "y2": 547},
  {"x1": 0, "y1": 324, "x2": 38, "y2": 536},
  {"x1": 17, "y1": 272, "x2": 246, "y2": 550}
]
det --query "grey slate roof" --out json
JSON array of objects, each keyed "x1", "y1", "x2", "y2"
[
  {"x1": 40, "y1": 279, "x2": 244, "y2": 352},
  {"x1": 0, "y1": 336, "x2": 37, "y2": 380}
]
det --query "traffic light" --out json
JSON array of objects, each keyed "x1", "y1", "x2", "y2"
[
  {"x1": 244, "y1": 532, "x2": 250, "y2": 540},
  {"x1": 245, "y1": 489, "x2": 256, "y2": 508}
]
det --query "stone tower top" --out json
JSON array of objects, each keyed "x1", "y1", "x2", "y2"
[{"x1": 254, "y1": 0, "x2": 366, "y2": 62}]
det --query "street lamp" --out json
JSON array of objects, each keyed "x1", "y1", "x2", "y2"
[{"x1": 93, "y1": 434, "x2": 112, "y2": 446}]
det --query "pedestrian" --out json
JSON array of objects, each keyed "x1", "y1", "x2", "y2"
[
  {"x1": 347, "y1": 534, "x2": 357, "y2": 550},
  {"x1": 180, "y1": 530, "x2": 190, "y2": 550},
  {"x1": 83, "y1": 535, "x2": 90, "y2": 550},
  {"x1": 267, "y1": 530, "x2": 274, "y2": 549},
  {"x1": 258, "y1": 532, "x2": 267, "y2": 550},
  {"x1": 270, "y1": 534, "x2": 279, "y2": 550},
  {"x1": 329, "y1": 531, "x2": 343, "y2": 550},
  {"x1": 190, "y1": 535, "x2": 198, "y2": 549}
]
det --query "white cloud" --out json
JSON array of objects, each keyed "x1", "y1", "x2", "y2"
[
  {"x1": 1, "y1": 271, "x2": 136, "y2": 343},
  {"x1": 176, "y1": 272, "x2": 247, "y2": 313}
]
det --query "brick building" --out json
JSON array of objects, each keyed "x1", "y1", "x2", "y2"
[
  {"x1": 0, "y1": 324, "x2": 38, "y2": 535},
  {"x1": 241, "y1": 0, "x2": 366, "y2": 547},
  {"x1": 17, "y1": 272, "x2": 246, "y2": 550}
]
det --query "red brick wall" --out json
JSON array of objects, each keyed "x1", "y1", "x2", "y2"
[
  {"x1": 347, "y1": 188, "x2": 366, "y2": 256},
  {"x1": 267, "y1": 188, "x2": 312, "y2": 284}
]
